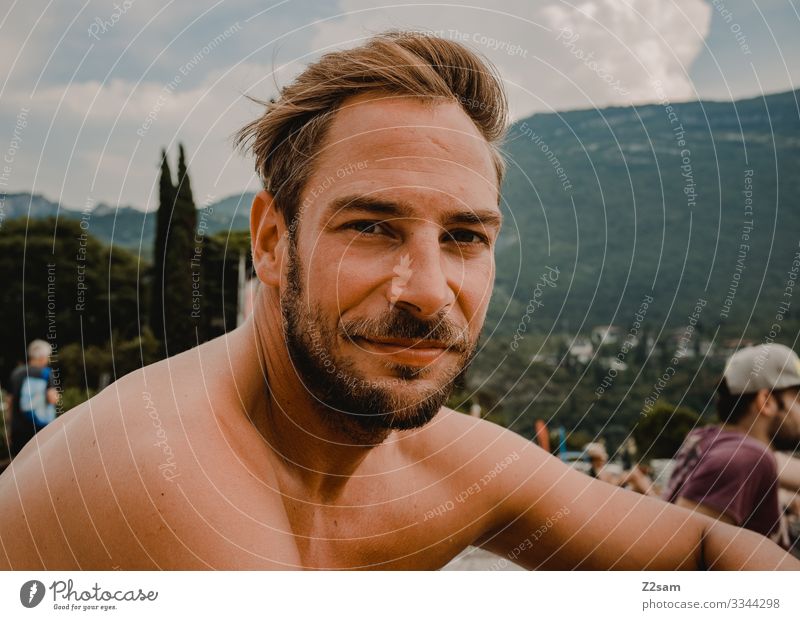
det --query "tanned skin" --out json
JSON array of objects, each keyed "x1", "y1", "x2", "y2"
[{"x1": 0, "y1": 93, "x2": 797, "y2": 570}]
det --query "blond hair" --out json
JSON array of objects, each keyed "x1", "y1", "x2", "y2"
[{"x1": 235, "y1": 31, "x2": 508, "y2": 227}]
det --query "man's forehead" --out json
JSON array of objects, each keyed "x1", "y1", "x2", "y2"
[
  {"x1": 331, "y1": 91, "x2": 486, "y2": 138},
  {"x1": 314, "y1": 92, "x2": 496, "y2": 181},
  {"x1": 296, "y1": 92, "x2": 500, "y2": 228}
]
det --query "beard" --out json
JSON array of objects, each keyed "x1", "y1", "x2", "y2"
[
  {"x1": 770, "y1": 400, "x2": 800, "y2": 452},
  {"x1": 771, "y1": 423, "x2": 799, "y2": 452},
  {"x1": 280, "y1": 237, "x2": 478, "y2": 438}
]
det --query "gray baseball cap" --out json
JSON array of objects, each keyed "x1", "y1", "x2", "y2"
[{"x1": 723, "y1": 343, "x2": 800, "y2": 395}]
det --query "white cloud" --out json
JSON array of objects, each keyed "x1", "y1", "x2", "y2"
[
  {"x1": 1, "y1": 64, "x2": 271, "y2": 212},
  {"x1": 0, "y1": 0, "x2": 317, "y2": 208},
  {"x1": 0, "y1": 0, "x2": 727, "y2": 209},
  {"x1": 310, "y1": 0, "x2": 713, "y2": 118},
  {"x1": 541, "y1": 0, "x2": 712, "y2": 104}
]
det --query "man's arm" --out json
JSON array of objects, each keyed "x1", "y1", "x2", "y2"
[
  {"x1": 675, "y1": 496, "x2": 737, "y2": 526},
  {"x1": 45, "y1": 366, "x2": 58, "y2": 407},
  {"x1": 472, "y1": 424, "x2": 799, "y2": 570},
  {"x1": 775, "y1": 452, "x2": 800, "y2": 492}
]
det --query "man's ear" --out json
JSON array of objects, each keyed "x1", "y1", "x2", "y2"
[
  {"x1": 754, "y1": 388, "x2": 778, "y2": 418},
  {"x1": 250, "y1": 190, "x2": 286, "y2": 287}
]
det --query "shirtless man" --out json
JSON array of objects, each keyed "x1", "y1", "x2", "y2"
[{"x1": 0, "y1": 32, "x2": 796, "y2": 570}]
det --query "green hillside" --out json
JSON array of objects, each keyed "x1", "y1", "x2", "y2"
[{"x1": 493, "y1": 89, "x2": 800, "y2": 339}]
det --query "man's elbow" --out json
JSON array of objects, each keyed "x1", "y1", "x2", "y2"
[
  {"x1": 675, "y1": 496, "x2": 738, "y2": 527},
  {"x1": 700, "y1": 518, "x2": 800, "y2": 570}
]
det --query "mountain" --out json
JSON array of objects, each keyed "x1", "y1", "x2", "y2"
[
  {"x1": 2, "y1": 193, "x2": 63, "y2": 219},
  {"x1": 492, "y1": 88, "x2": 800, "y2": 337},
  {"x1": 4, "y1": 89, "x2": 799, "y2": 335},
  {"x1": 1, "y1": 192, "x2": 255, "y2": 257}
]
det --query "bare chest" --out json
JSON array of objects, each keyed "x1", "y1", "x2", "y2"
[{"x1": 263, "y1": 473, "x2": 492, "y2": 570}]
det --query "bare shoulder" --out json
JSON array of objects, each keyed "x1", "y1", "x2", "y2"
[
  {"x1": 411, "y1": 406, "x2": 550, "y2": 471},
  {"x1": 0, "y1": 344, "x2": 295, "y2": 569},
  {"x1": 409, "y1": 407, "x2": 588, "y2": 524},
  {"x1": 407, "y1": 407, "x2": 560, "y2": 504}
]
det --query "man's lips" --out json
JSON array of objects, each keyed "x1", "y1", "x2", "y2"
[
  {"x1": 361, "y1": 336, "x2": 450, "y2": 349},
  {"x1": 353, "y1": 336, "x2": 454, "y2": 365}
]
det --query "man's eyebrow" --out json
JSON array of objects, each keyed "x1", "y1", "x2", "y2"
[
  {"x1": 325, "y1": 195, "x2": 503, "y2": 230},
  {"x1": 325, "y1": 196, "x2": 413, "y2": 220},
  {"x1": 442, "y1": 209, "x2": 503, "y2": 230}
]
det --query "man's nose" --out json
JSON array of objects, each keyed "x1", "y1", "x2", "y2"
[{"x1": 389, "y1": 234, "x2": 456, "y2": 318}]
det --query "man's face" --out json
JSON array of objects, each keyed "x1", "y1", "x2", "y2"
[
  {"x1": 771, "y1": 388, "x2": 800, "y2": 451},
  {"x1": 279, "y1": 93, "x2": 500, "y2": 434},
  {"x1": 30, "y1": 355, "x2": 49, "y2": 369}
]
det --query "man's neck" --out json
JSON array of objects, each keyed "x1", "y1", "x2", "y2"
[
  {"x1": 239, "y1": 287, "x2": 396, "y2": 501},
  {"x1": 722, "y1": 419, "x2": 772, "y2": 448}
]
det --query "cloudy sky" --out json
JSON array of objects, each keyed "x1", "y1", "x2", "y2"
[{"x1": 1, "y1": 0, "x2": 798, "y2": 210}]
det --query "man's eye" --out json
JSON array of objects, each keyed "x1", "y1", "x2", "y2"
[
  {"x1": 447, "y1": 229, "x2": 489, "y2": 245},
  {"x1": 347, "y1": 221, "x2": 389, "y2": 235}
]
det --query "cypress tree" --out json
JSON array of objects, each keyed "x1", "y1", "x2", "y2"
[
  {"x1": 150, "y1": 149, "x2": 175, "y2": 346},
  {"x1": 161, "y1": 143, "x2": 199, "y2": 354},
  {"x1": 175, "y1": 144, "x2": 196, "y2": 234}
]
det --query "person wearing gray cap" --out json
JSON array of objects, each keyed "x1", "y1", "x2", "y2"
[{"x1": 664, "y1": 343, "x2": 800, "y2": 546}]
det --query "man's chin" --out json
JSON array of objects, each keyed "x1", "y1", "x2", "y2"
[
  {"x1": 345, "y1": 391, "x2": 446, "y2": 432},
  {"x1": 329, "y1": 366, "x2": 455, "y2": 432}
]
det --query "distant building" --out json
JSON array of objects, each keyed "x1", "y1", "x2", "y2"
[
  {"x1": 568, "y1": 338, "x2": 594, "y2": 364},
  {"x1": 667, "y1": 326, "x2": 710, "y2": 359},
  {"x1": 531, "y1": 353, "x2": 559, "y2": 367},
  {"x1": 696, "y1": 339, "x2": 713, "y2": 357},
  {"x1": 591, "y1": 325, "x2": 622, "y2": 347},
  {"x1": 714, "y1": 338, "x2": 756, "y2": 361},
  {"x1": 600, "y1": 357, "x2": 628, "y2": 371}
]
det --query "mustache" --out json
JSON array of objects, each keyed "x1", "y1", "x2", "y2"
[{"x1": 340, "y1": 309, "x2": 472, "y2": 353}]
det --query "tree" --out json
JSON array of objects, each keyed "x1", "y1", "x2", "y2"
[
  {"x1": 632, "y1": 402, "x2": 700, "y2": 461},
  {"x1": 199, "y1": 231, "x2": 252, "y2": 338},
  {"x1": 0, "y1": 217, "x2": 141, "y2": 383},
  {"x1": 160, "y1": 143, "x2": 199, "y2": 355},
  {"x1": 150, "y1": 149, "x2": 175, "y2": 344}
]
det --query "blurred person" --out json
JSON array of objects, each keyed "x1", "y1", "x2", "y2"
[
  {"x1": 664, "y1": 344, "x2": 800, "y2": 547},
  {"x1": 583, "y1": 442, "x2": 620, "y2": 485},
  {"x1": 2, "y1": 386, "x2": 11, "y2": 444},
  {"x1": 0, "y1": 33, "x2": 796, "y2": 570},
  {"x1": 6, "y1": 340, "x2": 58, "y2": 457},
  {"x1": 614, "y1": 436, "x2": 659, "y2": 496},
  {"x1": 2, "y1": 358, "x2": 24, "y2": 435},
  {"x1": 619, "y1": 462, "x2": 659, "y2": 497}
]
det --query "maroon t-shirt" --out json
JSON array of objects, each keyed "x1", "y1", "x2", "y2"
[{"x1": 663, "y1": 426, "x2": 780, "y2": 538}]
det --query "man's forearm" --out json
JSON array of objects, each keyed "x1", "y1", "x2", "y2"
[
  {"x1": 776, "y1": 452, "x2": 800, "y2": 492},
  {"x1": 699, "y1": 520, "x2": 799, "y2": 570}
]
